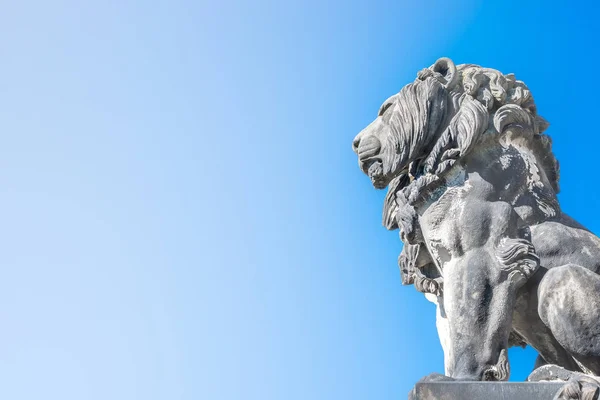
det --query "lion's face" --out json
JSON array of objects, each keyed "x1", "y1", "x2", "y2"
[
  {"x1": 352, "y1": 78, "x2": 448, "y2": 189},
  {"x1": 352, "y1": 94, "x2": 404, "y2": 189}
]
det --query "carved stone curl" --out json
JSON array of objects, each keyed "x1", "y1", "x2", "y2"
[{"x1": 398, "y1": 243, "x2": 443, "y2": 296}]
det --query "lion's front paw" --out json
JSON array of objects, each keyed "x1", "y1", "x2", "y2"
[
  {"x1": 554, "y1": 376, "x2": 600, "y2": 400},
  {"x1": 528, "y1": 364, "x2": 600, "y2": 400}
]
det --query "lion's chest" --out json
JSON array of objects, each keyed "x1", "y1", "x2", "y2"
[{"x1": 416, "y1": 169, "x2": 495, "y2": 269}]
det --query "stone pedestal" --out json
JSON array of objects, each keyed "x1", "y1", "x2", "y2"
[{"x1": 411, "y1": 381, "x2": 564, "y2": 399}]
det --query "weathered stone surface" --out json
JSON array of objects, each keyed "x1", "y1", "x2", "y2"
[
  {"x1": 411, "y1": 382, "x2": 564, "y2": 400},
  {"x1": 351, "y1": 58, "x2": 600, "y2": 396}
]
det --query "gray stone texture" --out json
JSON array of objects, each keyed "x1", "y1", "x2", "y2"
[
  {"x1": 411, "y1": 382, "x2": 564, "y2": 400},
  {"x1": 352, "y1": 58, "x2": 600, "y2": 399}
]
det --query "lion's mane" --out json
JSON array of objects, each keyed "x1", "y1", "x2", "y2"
[{"x1": 383, "y1": 60, "x2": 559, "y2": 238}]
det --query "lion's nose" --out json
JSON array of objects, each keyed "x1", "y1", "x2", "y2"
[
  {"x1": 355, "y1": 136, "x2": 381, "y2": 160},
  {"x1": 352, "y1": 136, "x2": 361, "y2": 153}
]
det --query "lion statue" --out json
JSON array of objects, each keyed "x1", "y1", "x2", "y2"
[{"x1": 352, "y1": 58, "x2": 600, "y2": 399}]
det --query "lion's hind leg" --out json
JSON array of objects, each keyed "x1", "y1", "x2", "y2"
[{"x1": 538, "y1": 264, "x2": 600, "y2": 375}]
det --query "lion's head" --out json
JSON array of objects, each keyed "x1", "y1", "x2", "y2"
[
  {"x1": 351, "y1": 67, "x2": 449, "y2": 189},
  {"x1": 352, "y1": 57, "x2": 556, "y2": 194}
]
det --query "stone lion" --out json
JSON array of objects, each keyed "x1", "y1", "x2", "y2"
[{"x1": 352, "y1": 58, "x2": 600, "y2": 399}]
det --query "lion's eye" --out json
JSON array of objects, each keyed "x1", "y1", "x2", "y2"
[{"x1": 379, "y1": 102, "x2": 393, "y2": 117}]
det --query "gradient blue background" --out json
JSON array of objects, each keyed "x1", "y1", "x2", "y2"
[{"x1": 1, "y1": 1, "x2": 599, "y2": 399}]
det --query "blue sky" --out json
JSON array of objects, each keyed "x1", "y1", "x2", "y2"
[{"x1": 1, "y1": 0, "x2": 599, "y2": 399}]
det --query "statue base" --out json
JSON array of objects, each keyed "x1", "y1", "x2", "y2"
[{"x1": 411, "y1": 381, "x2": 564, "y2": 399}]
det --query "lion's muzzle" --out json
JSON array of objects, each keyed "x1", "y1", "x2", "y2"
[
  {"x1": 354, "y1": 135, "x2": 381, "y2": 161},
  {"x1": 354, "y1": 135, "x2": 382, "y2": 177}
]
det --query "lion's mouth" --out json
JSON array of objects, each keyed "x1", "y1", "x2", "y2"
[
  {"x1": 363, "y1": 158, "x2": 410, "y2": 190},
  {"x1": 362, "y1": 158, "x2": 386, "y2": 189},
  {"x1": 367, "y1": 159, "x2": 383, "y2": 178}
]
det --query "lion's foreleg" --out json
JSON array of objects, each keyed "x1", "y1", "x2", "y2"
[
  {"x1": 433, "y1": 200, "x2": 538, "y2": 381},
  {"x1": 442, "y1": 248, "x2": 517, "y2": 380}
]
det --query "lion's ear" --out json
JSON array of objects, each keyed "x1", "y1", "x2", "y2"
[{"x1": 431, "y1": 57, "x2": 458, "y2": 90}]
